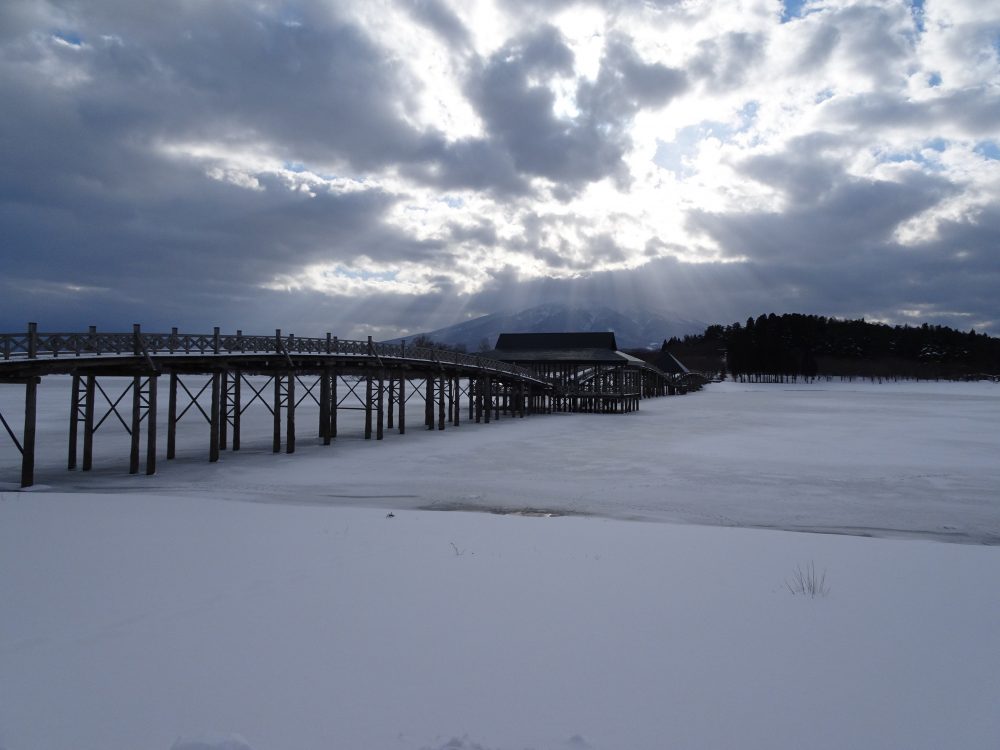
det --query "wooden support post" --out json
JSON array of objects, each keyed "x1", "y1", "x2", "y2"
[
  {"x1": 130, "y1": 375, "x2": 141, "y2": 474},
  {"x1": 377, "y1": 374, "x2": 384, "y2": 440},
  {"x1": 219, "y1": 370, "x2": 228, "y2": 451},
  {"x1": 232, "y1": 373, "x2": 242, "y2": 451},
  {"x1": 475, "y1": 378, "x2": 482, "y2": 423},
  {"x1": 452, "y1": 377, "x2": 459, "y2": 427},
  {"x1": 210, "y1": 371, "x2": 221, "y2": 463},
  {"x1": 438, "y1": 375, "x2": 445, "y2": 430},
  {"x1": 167, "y1": 373, "x2": 177, "y2": 460},
  {"x1": 364, "y1": 376, "x2": 373, "y2": 439},
  {"x1": 331, "y1": 373, "x2": 338, "y2": 438},
  {"x1": 387, "y1": 376, "x2": 395, "y2": 429},
  {"x1": 320, "y1": 368, "x2": 331, "y2": 445},
  {"x1": 83, "y1": 374, "x2": 95, "y2": 469},
  {"x1": 68, "y1": 374, "x2": 81, "y2": 470},
  {"x1": 484, "y1": 378, "x2": 491, "y2": 423},
  {"x1": 494, "y1": 382, "x2": 500, "y2": 421},
  {"x1": 468, "y1": 378, "x2": 474, "y2": 421},
  {"x1": 146, "y1": 375, "x2": 157, "y2": 475},
  {"x1": 425, "y1": 377, "x2": 433, "y2": 429},
  {"x1": 273, "y1": 374, "x2": 282, "y2": 453},
  {"x1": 286, "y1": 374, "x2": 295, "y2": 454},
  {"x1": 20, "y1": 378, "x2": 37, "y2": 488},
  {"x1": 398, "y1": 377, "x2": 406, "y2": 435}
]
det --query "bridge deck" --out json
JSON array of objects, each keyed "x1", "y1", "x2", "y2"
[{"x1": 2, "y1": 324, "x2": 699, "y2": 488}]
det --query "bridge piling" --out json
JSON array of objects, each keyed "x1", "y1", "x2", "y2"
[
  {"x1": 167, "y1": 373, "x2": 178, "y2": 460},
  {"x1": 21, "y1": 378, "x2": 37, "y2": 488},
  {"x1": 320, "y1": 368, "x2": 331, "y2": 445},
  {"x1": 146, "y1": 376, "x2": 157, "y2": 475},
  {"x1": 230, "y1": 372, "x2": 241, "y2": 451},
  {"x1": 81, "y1": 374, "x2": 95, "y2": 468},
  {"x1": 387, "y1": 376, "x2": 395, "y2": 429},
  {"x1": 364, "y1": 376, "x2": 373, "y2": 440},
  {"x1": 286, "y1": 374, "x2": 295, "y2": 454},
  {"x1": 219, "y1": 371, "x2": 229, "y2": 451},
  {"x1": 424, "y1": 377, "x2": 433, "y2": 430},
  {"x1": 272, "y1": 375, "x2": 281, "y2": 453},
  {"x1": 68, "y1": 374, "x2": 81, "y2": 470},
  {"x1": 438, "y1": 375, "x2": 445, "y2": 430},
  {"x1": 210, "y1": 371, "x2": 221, "y2": 463},
  {"x1": 130, "y1": 375, "x2": 142, "y2": 474},
  {"x1": 377, "y1": 374, "x2": 384, "y2": 440},
  {"x1": 398, "y1": 377, "x2": 406, "y2": 435}
]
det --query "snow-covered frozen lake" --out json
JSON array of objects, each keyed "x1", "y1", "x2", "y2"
[
  {"x1": 4, "y1": 377, "x2": 998, "y2": 543},
  {"x1": 1, "y1": 379, "x2": 998, "y2": 749}
]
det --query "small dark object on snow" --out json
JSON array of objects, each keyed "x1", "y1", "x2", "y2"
[{"x1": 385, "y1": 512, "x2": 395, "y2": 518}]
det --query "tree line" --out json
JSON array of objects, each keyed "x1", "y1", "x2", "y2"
[{"x1": 663, "y1": 313, "x2": 1000, "y2": 381}]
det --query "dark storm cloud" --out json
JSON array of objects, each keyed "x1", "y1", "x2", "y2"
[
  {"x1": 689, "y1": 32, "x2": 767, "y2": 89},
  {"x1": 826, "y1": 88, "x2": 1000, "y2": 139},
  {"x1": 689, "y1": 144, "x2": 955, "y2": 265},
  {"x1": 2, "y1": 0, "x2": 997, "y2": 340},
  {"x1": 466, "y1": 28, "x2": 686, "y2": 192},
  {"x1": 401, "y1": 0, "x2": 472, "y2": 50},
  {"x1": 797, "y1": 23, "x2": 841, "y2": 71}
]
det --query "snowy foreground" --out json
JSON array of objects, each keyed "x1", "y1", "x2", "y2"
[{"x1": 1, "y1": 380, "x2": 999, "y2": 749}]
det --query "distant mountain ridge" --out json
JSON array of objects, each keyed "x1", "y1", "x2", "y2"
[{"x1": 388, "y1": 304, "x2": 706, "y2": 351}]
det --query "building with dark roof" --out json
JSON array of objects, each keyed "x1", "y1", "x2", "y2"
[{"x1": 484, "y1": 331, "x2": 675, "y2": 413}]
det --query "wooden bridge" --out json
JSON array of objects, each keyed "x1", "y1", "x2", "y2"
[{"x1": 1, "y1": 324, "x2": 691, "y2": 488}]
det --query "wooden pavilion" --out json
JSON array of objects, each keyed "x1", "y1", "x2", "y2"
[{"x1": 484, "y1": 332, "x2": 672, "y2": 413}]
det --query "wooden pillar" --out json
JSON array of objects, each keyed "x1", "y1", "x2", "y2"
[
  {"x1": 210, "y1": 371, "x2": 221, "y2": 462},
  {"x1": 83, "y1": 374, "x2": 95, "y2": 469},
  {"x1": 398, "y1": 377, "x2": 406, "y2": 435},
  {"x1": 475, "y1": 378, "x2": 483, "y2": 423},
  {"x1": 272, "y1": 374, "x2": 282, "y2": 453},
  {"x1": 166, "y1": 373, "x2": 177, "y2": 460},
  {"x1": 484, "y1": 378, "x2": 491, "y2": 423},
  {"x1": 468, "y1": 378, "x2": 474, "y2": 421},
  {"x1": 130, "y1": 375, "x2": 141, "y2": 474},
  {"x1": 438, "y1": 375, "x2": 445, "y2": 430},
  {"x1": 219, "y1": 370, "x2": 228, "y2": 450},
  {"x1": 232, "y1": 373, "x2": 242, "y2": 451},
  {"x1": 377, "y1": 374, "x2": 385, "y2": 440},
  {"x1": 387, "y1": 376, "x2": 395, "y2": 429},
  {"x1": 286, "y1": 374, "x2": 295, "y2": 454},
  {"x1": 425, "y1": 377, "x2": 433, "y2": 429},
  {"x1": 452, "y1": 377, "x2": 460, "y2": 427},
  {"x1": 146, "y1": 375, "x2": 157, "y2": 475},
  {"x1": 320, "y1": 368, "x2": 331, "y2": 445},
  {"x1": 68, "y1": 374, "x2": 81, "y2": 470},
  {"x1": 494, "y1": 382, "x2": 500, "y2": 421},
  {"x1": 330, "y1": 373, "x2": 338, "y2": 438},
  {"x1": 20, "y1": 378, "x2": 37, "y2": 488},
  {"x1": 364, "y1": 375, "x2": 373, "y2": 439}
]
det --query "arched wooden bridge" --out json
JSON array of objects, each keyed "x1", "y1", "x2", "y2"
[{"x1": 1, "y1": 324, "x2": 693, "y2": 488}]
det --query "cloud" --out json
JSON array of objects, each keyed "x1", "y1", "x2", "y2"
[{"x1": 1, "y1": 0, "x2": 999, "y2": 338}]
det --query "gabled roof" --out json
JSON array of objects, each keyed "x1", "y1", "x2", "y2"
[
  {"x1": 652, "y1": 350, "x2": 690, "y2": 374},
  {"x1": 495, "y1": 332, "x2": 618, "y2": 351}
]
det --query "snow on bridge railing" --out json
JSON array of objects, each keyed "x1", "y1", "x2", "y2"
[{"x1": 0, "y1": 324, "x2": 537, "y2": 380}]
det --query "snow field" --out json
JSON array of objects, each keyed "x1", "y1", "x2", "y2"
[
  {"x1": 1, "y1": 378, "x2": 998, "y2": 749},
  {"x1": 1, "y1": 494, "x2": 999, "y2": 750}
]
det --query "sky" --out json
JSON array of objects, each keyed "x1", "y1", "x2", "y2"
[{"x1": 1, "y1": 0, "x2": 999, "y2": 340}]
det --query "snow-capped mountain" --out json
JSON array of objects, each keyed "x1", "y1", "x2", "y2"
[{"x1": 389, "y1": 304, "x2": 706, "y2": 351}]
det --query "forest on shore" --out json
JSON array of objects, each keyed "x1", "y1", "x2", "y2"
[{"x1": 656, "y1": 313, "x2": 1000, "y2": 381}]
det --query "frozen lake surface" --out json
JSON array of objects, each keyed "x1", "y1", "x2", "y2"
[
  {"x1": 1, "y1": 380, "x2": 998, "y2": 749},
  {"x1": 4, "y1": 378, "x2": 998, "y2": 543}
]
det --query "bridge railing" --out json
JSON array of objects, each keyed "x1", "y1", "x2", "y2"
[{"x1": 1, "y1": 325, "x2": 538, "y2": 380}]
